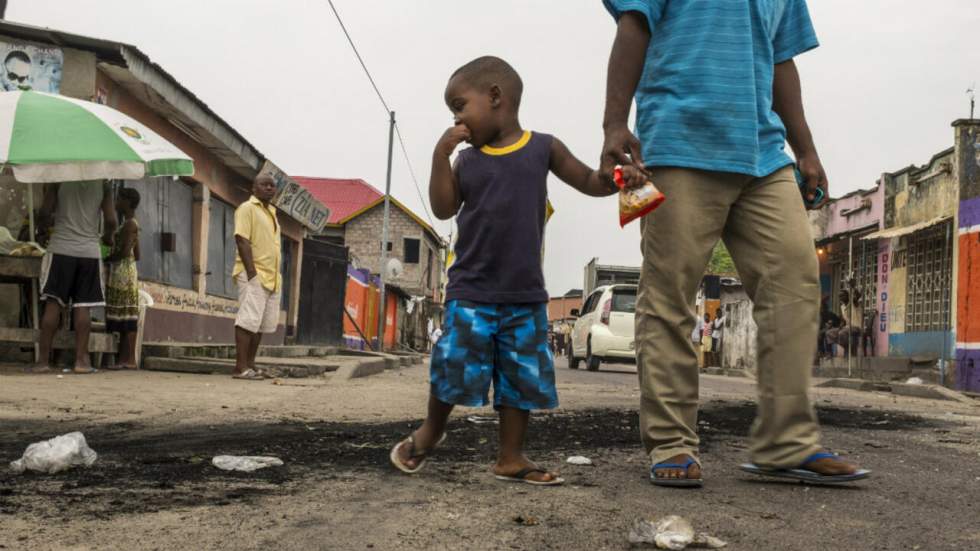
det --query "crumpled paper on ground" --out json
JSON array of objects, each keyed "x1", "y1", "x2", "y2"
[
  {"x1": 211, "y1": 455, "x2": 284, "y2": 472},
  {"x1": 628, "y1": 516, "x2": 727, "y2": 549},
  {"x1": 9, "y1": 432, "x2": 98, "y2": 474}
]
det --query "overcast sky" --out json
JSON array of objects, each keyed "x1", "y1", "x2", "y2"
[{"x1": 9, "y1": 1, "x2": 979, "y2": 296}]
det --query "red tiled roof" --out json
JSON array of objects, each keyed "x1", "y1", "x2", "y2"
[{"x1": 292, "y1": 176, "x2": 383, "y2": 225}]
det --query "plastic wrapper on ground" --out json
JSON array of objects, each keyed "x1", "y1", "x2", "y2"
[
  {"x1": 9, "y1": 432, "x2": 98, "y2": 474},
  {"x1": 628, "y1": 516, "x2": 727, "y2": 549},
  {"x1": 212, "y1": 455, "x2": 284, "y2": 472}
]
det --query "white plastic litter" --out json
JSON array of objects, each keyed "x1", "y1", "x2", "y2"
[
  {"x1": 9, "y1": 432, "x2": 98, "y2": 474},
  {"x1": 566, "y1": 455, "x2": 594, "y2": 466},
  {"x1": 628, "y1": 516, "x2": 727, "y2": 549},
  {"x1": 211, "y1": 455, "x2": 284, "y2": 472},
  {"x1": 905, "y1": 377, "x2": 924, "y2": 385}
]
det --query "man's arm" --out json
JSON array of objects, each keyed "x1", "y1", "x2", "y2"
[
  {"x1": 37, "y1": 182, "x2": 59, "y2": 234},
  {"x1": 429, "y1": 124, "x2": 470, "y2": 220},
  {"x1": 772, "y1": 59, "x2": 828, "y2": 209},
  {"x1": 100, "y1": 182, "x2": 118, "y2": 247},
  {"x1": 601, "y1": 11, "x2": 650, "y2": 178},
  {"x1": 235, "y1": 235, "x2": 257, "y2": 280}
]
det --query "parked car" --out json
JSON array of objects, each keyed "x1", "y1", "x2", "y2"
[{"x1": 568, "y1": 284, "x2": 637, "y2": 371}]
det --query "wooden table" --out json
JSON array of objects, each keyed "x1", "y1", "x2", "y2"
[{"x1": 0, "y1": 255, "x2": 116, "y2": 362}]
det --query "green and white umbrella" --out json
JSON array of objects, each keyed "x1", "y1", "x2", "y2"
[{"x1": 0, "y1": 90, "x2": 194, "y2": 183}]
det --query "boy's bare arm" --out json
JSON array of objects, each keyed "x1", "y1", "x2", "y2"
[
  {"x1": 549, "y1": 138, "x2": 618, "y2": 197},
  {"x1": 601, "y1": 11, "x2": 650, "y2": 178},
  {"x1": 100, "y1": 181, "x2": 118, "y2": 247},
  {"x1": 773, "y1": 59, "x2": 828, "y2": 208},
  {"x1": 430, "y1": 124, "x2": 470, "y2": 220}
]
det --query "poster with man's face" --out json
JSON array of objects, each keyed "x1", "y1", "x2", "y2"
[{"x1": 0, "y1": 40, "x2": 63, "y2": 93}]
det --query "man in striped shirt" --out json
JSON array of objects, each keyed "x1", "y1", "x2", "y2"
[{"x1": 601, "y1": 0, "x2": 868, "y2": 486}]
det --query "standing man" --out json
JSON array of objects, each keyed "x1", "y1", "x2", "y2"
[
  {"x1": 35, "y1": 180, "x2": 117, "y2": 374},
  {"x1": 232, "y1": 174, "x2": 281, "y2": 380},
  {"x1": 601, "y1": 0, "x2": 868, "y2": 485}
]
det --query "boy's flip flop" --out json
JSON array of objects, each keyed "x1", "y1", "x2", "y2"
[
  {"x1": 740, "y1": 452, "x2": 871, "y2": 485},
  {"x1": 390, "y1": 433, "x2": 447, "y2": 474},
  {"x1": 650, "y1": 456, "x2": 703, "y2": 488},
  {"x1": 494, "y1": 467, "x2": 564, "y2": 486}
]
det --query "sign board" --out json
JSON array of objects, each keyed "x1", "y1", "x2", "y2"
[
  {"x1": 259, "y1": 160, "x2": 330, "y2": 233},
  {"x1": 0, "y1": 39, "x2": 63, "y2": 93}
]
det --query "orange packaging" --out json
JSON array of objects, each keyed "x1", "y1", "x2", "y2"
[{"x1": 613, "y1": 165, "x2": 666, "y2": 227}]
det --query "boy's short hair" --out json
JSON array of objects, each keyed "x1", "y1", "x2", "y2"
[
  {"x1": 451, "y1": 56, "x2": 523, "y2": 108},
  {"x1": 119, "y1": 187, "x2": 141, "y2": 209}
]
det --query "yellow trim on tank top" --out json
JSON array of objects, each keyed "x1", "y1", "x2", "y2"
[{"x1": 480, "y1": 130, "x2": 532, "y2": 156}]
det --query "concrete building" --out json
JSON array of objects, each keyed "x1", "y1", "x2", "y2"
[
  {"x1": 583, "y1": 258, "x2": 640, "y2": 296},
  {"x1": 0, "y1": 21, "x2": 328, "y2": 348}
]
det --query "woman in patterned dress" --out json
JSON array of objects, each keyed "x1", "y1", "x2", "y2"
[{"x1": 105, "y1": 188, "x2": 141, "y2": 369}]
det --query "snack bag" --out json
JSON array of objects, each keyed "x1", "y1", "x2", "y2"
[{"x1": 613, "y1": 165, "x2": 665, "y2": 227}]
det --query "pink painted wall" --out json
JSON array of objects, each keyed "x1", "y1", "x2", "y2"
[{"x1": 824, "y1": 185, "x2": 884, "y2": 236}]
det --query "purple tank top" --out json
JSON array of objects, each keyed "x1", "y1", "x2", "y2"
[{"x1": 446, "y1": 131, "x2": 552, "y2": 304}]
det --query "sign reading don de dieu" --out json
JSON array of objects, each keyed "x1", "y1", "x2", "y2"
[{"x1": 260, "y1": 160, "x2": 330, "y2": 233}]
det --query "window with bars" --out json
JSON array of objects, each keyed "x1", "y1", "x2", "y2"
[
  {"x1": 828, "y1": 237, "x2": 878, "y2": 322},
  {"x1": 904, "y1": 221, "x2": 952, "y2": 333}
]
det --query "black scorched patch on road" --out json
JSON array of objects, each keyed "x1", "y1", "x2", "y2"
[{"x1": 0, "y1": 403, "x2": 950, "y2": 519}]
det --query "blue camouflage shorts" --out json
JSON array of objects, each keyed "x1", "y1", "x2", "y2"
[{"x1": 430, "y1": 300, "x2": 558, "y2": 411}]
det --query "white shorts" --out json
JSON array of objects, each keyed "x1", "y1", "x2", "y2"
[{"x1": 235, "y1": 274, "x2": 281, "y2": 334}]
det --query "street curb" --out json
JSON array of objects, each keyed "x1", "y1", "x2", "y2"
[
  {"x1": 817, "y1": 378, "x2": 977, "y2": 404},
  {"x1": 334, "y1": 358, "x2": 387, "y2": 380}
]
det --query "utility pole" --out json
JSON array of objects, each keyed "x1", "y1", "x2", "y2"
[
  {"x1": 377, "y1": 110, "x2": 395, "y2": 350},
  {"x1": 969, "y1": 84, "x2": 976, "y2": 120}
]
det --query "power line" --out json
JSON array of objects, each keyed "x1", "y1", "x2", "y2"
[
  {"x1": 326, "y1": 0, "x2": 439, "y2": 232},
  {"x1": 326, "y1": 0, "x2": 390, "y2": 114},
  {"x1": 394, "y1": 123, "x2": 437, "y2": 229}
]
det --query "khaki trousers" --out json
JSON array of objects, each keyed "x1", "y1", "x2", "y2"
[{"x1": 636, "y1": 165, "x2": 822, "y2": 469}]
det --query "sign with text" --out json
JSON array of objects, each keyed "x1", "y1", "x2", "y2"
[{"x1": 260, "y1": 160, "x2": 330, "y2": 233}]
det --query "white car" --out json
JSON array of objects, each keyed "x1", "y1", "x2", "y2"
[{"x1": 569, "y1": 284, "x2": 637, "y2": 371}]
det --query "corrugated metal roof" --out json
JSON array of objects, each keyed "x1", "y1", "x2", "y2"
[{"x1": 292, "y1": 177, "x2": 382, "y2": 224}]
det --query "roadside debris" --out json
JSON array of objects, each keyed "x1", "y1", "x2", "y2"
[
  {"x1": 628, "y1": 516, "x2": 727, "y2": 549},
  {"x1": 211, "y1": 455, "x2": 284, "y2": 472},
  {"x1": 466, "y1": 415, "x2": 498, "y2": 425},
  {"x1": 513, "y1": 514, "x2": 539, "y2": 526},
  {"x1": 9, "y1": 432, "x2": 98, "y2": 474},
  {"x1": 566, "y1": 455, "x2": 594, "y2": 466},
  {"x1": 905, "y1": 377, "x2": 924, "y2": 385}
]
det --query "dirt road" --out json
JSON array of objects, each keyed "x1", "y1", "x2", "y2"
[{"x1": 2, "y1": 360, "x2": 979, "y2": 550}]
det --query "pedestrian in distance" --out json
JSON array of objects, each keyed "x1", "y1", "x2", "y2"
[
  {"x1": 711, "y1": 307, "x2": 726, "y2": 367},
  {"x1": 34, "y1": 180, "x2": 117, "y2": 374},
  {"x1": 389, "y1": 55, "x2": 644, "y2": 485},
  {"x1": 104, "y1": 187, "x2": 142, "y2": 370},
  {"x1": 601, "y1": 0, "x2": 869, "y2": 486},
  {"x1": 232, "y1": 174, "x2": 282, "y2": 381}
]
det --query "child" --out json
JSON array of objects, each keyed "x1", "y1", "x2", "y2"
[
  {"x1": 389, "y1": 56, "x2": 641, "y2": 485},
  {"x1": 104, "y1": 188, "x2": 141, "y2": 370}
]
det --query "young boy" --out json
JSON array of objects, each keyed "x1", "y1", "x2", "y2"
[{"x1": 390, "y1": 56, "x2": 639, "y2": 485}]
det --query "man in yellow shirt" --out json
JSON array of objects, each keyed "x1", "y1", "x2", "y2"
[{"x1": 232, "y1": 174, "x2": 281, "y2": 380}]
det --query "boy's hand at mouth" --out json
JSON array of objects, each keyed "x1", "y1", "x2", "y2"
[{"x1": 435, "y1": 123, "x2": 471, "y2": 157}]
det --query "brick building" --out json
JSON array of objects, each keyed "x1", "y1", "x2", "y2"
[{"x1": 298, "y1": 177, "x2": 446, "y2": 350}]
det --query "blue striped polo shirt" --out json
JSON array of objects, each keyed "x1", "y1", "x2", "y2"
[{"x1": 604, "y1": 0, "x2": 819, "y2": 177}]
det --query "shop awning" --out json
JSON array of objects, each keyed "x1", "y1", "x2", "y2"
[{"x1": 861, "y1": 216, "x2": 951, "y2": 240}]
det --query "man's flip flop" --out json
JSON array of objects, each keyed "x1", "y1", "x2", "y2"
[
  {"x1": 494, "y1": 467, "x2": 565, "y2": 486},
  {"x1": 232, "y1": 369, "x2": 263, "y2": 380},
  {"x1": 740, "y1": 452, "x2": 871, "y2": 485},
  {"x1": 650, "y1": 456, "x2": 703, "y2": 488},
  {"x1": 389, "y1": 433, "x2": 447, "y2": 474}
]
